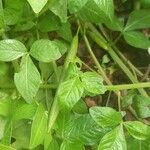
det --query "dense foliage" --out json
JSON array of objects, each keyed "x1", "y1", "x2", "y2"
[{"x1": 0, "y1": 0, "x2": 150, "y2": 150}]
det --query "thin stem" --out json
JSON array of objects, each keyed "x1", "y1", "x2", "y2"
[
  {"x1": 90, "y1": 24, "x2": 144, "y2": 77},
  {"x1": 12, "y1": 60, "x2": 20, "y2": 72},
  {"x1": 1, "y1": 82, "x2": 150, "y2": 91},
  {"x1": 106, "y1": 82, "x2": 150, "y2": 91},
  {"x1": 128, "y1": 106, "x2": 142, "y2": 121},
  {"x1": 83, "y1": 35, "x2": 112, "y2": 85},
  {"x1": 79, "y1": 58, "x2": 96, "y2": 73},
  {"x1": 35, "y1": 14, "x2": 40, "y2": 40},
  {"x1": 113, "y1": 46, "x2": 143, "y2": 77},
  {"x1": 106, "y1": 91, "x2": 112, "y2": 106},
  {"x1": 117, "y1": 91, "x2": 121, "y2": 112},
  {"x1": 113, "y1": 33, "x2": 122, "y2": 45},
  {"x1": 52, "y1": 61, "x2": 59, "y2": 82},
  {"x1": 88, "y1": 29, "x2": 149, "y2": 97}
]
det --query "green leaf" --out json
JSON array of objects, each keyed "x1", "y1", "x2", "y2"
[
  {"x1": 132, "y1": 95, "x2": 150, "y2": 118},
  {"x1": 81, "y1": 72, "x2": 106, "y2": 95},
  {"x1": 38, "y1": 11, "x2": 61, "y2": 32},
  {"x1": 68, "y1": 0, "x2": 88, "y2": 13},
  {"x1": 27, "y1": 0, "x2": 48, "y2": 14},
  {"x1": 60, "y1": 114, "x2": 110, "y2": 145},
  {"x1": 77, "y1": 0, "x2": 114, "y2": 23},
  {"x1": 0, "y1": 39, "x2": 27, "y2": 62},
  {"x1": 0, "y1": 62, "x2": 9, "y2": 76},
  {"x1": 89, "y1": 106, "x2": 122, "y2": 128},
  {"x1": 55, "y1": 112, "x2": 73, "y2": 138},
  {"x1": 105, "y1": 15, "x2": 124, "y2": 31},
  {"x1": 14, "y1": 55, "x2": 41, "y2": 103},
  {"x1": 58, "y1": 77, "x2": 84, "y2": 111},
  {"x1": 1, "y1": 120, "x2": 12, "y2": 145},
  {"x1": 98, "y1": 125, "x2": 127, "y2": 150},
  {"x1": 13, "y1": 100, "x2": 37, "y2": 120},
  {"x1": 0, "y1": 117, "x2": 6, "y2": 140},
  {"x1": 123, "y1": 31, "x2": 150, "y2": 49},
  {"x1": 4, "y1": 8, "x2": 20, "y2": 25},
  {"x1": 50, "y1": 0, "x2": 67, "y2": 22},
  {"x1": 0, "y1": 144, "x2": 16, "y2": 150},
  {"x1": 14, "y1": 21, "x2": 35, "y2": 32},
  {"x1": 30, "y1": 39, "x2": 62, "y2": 63},
  {"x1": 92, "y1": 0, "x2": 114, "y2": 20},
  {"x1": 126, "y1": 136, "x2": 150, "y2": 150},
  {"x1": 141, "y1": 0, "x2": 150, "y2": 8},
  {"x1": 44, "y1": 133, "x2": 52, "y2": 150},
  {"x1": 46, "y1": 138, "x2": 59, "y2": 150},
  {"x1": 60, "y1": 141, "x2": 85, "y2": 150},
  {"x1": 125, "y1": 9, "x2": 150, "y2": 31},
  {"x1": 72, "y1": 99, "x2": 88, "y2": 114},
  {"x1": 0, "y1": 99, "x2": 10, "y2": 117},
  {"x1": 57, "y1": 22, "x2": 73, "y2": 42},
  {"x1": 122, "y1": 90, "x2": 136, "y2": 108},
  {"x1": 29, "y1": 104, "x2": 48, "y2": 149},
  {"x1": 123, "y1": 121, "x2": 150, "y2": 140},
  {"x1": 12, "y1": 121, "x2": 30, "y2": 149}
]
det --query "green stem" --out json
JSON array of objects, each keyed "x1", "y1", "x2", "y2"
[
  {"x1": 88, "y1": 30, "x2": 149, "y2": 97},
  {"x1": 117, "y1": 91, "x2": 121, "y2": 112},
  {"x1": 1, "y1": 82, "x2": 150, "y2": 91},
  {"x1": 113, "y1": 46, "x2": 143, "y2": 77},
  {"x1": 83, "y1": 35, "x2": 112, "y2": 85},
  {"x1": 106, "y1": 82, "x2": 150, "y2": 91},
  {"x1": 52, "y1": 61, "x2": 59, "y2": 82},
  {"x1": 12, "y1": 60, "x2": 20, "y2": 72},
  {"x1": 92, "y1": 24, "x2": 144, "y2": 77}
]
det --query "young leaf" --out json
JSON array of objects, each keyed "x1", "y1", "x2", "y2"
[
  {"x1": 29, "y1": 104, "x2": 48, "y2": 149},
  {"x1": 81, "y1": 72, "x2": 106, "y2": 95},
  {"x1": 14, "y1": 55, "x2": 41, "y2": 103},
  {"x1": 123, "y1": 121, "x2": 150, "y2": 140},
  {"x1": 50, "y1": 0, "x2": 67, "y2": 23},
  {"x1": 27, "y1": 0, "x2": 48, "y2": 14},
  {"x1": 123, "y1": 31, "x2": 150, "y2": 49},
  {"x1": 125, "y1": 9, "x2": 150, "y2": 31},
  {"x1": 58, "y1": 77, "x2": 84, "y2": 111},
  {"x1": 60, "y1": 141, "x2": 85, "y2": 150},
  {"x1": 89, "y1": 106, "x2": 122, "y2": 128},
  {"x1": 0, "y1": 144, "x2": 15, "y2": 150},
  {"x1": 98, "y1": 125, "x2": 127, "y2": 150},
  {"x1": 30, "y1": 39, "x2": 62, "y2": 63},
  {"x1": 0, "y1": 39, "x2": 27, "y2": 62}
]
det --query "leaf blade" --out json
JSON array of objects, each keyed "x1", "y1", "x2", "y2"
[
  {"x1": 0, "y1": 39, "x2": 27, "y2": 62},
  {"x1": 90, "y1": 106, "x2": 122, "y2": 128},
  {"x1": 14, "y1": 55, "x2": 41, "y2": 103}
]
